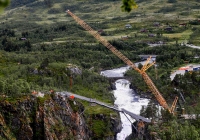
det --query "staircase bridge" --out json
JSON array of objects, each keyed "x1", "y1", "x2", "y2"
[{"x1": 58, "y1": 91, "x2": 151, "y2": 123}]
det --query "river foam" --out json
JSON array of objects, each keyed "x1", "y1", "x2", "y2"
[{"x1": 101, "y1": 66, "x2": 149, "y2": 140}]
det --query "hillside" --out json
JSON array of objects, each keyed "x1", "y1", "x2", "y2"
[
  {"x1": 1, "y1": 0, "x2": 200, "y2": 139},
  {"x1": 1, "y1": 0, "x2": 200, "y2": 45}
]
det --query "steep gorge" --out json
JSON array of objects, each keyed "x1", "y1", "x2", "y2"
[{"x1": 0, "y1": 94, "x2": 121, "y2": 140}]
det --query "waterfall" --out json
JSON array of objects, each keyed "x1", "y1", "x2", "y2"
[{"x1": 101, "y1": 66, "x2": 149, "y2": 140}]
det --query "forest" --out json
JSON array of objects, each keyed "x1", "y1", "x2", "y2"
[{"x1": 0, "y1": 0, "x2": 200, "y2": 139}]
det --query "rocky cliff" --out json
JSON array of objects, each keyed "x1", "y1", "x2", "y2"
[{"x1": 0, "y1": 93, "x2": 121, "y2": 140}]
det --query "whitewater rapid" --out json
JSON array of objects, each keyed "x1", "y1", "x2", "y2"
[{"x1": 101, "y1": 66, "x2": 149, "y2": 140}]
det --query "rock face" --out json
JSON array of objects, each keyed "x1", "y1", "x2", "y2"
[
  {"x1": 0, "y1": 94, "x2": 122, "y2": 140},
  {"x1": 88, "y1": 113, "x2": 122, "y2": 140},
  {"x1": 0, "y1": 94, "x2": 89, "y2": 140},
  {"x1": 110, "y1": 82, "x2": 116, "y2": 90}
]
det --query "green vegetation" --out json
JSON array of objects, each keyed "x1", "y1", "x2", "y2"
[
  {"x1": 121, "y1": 0, "x2": 137, "y2": 12},
  {"x1": 126, "y1": 44, "x2": 200, "y2": 101},
  {"x1": 88, "y1": 114, "x2": 116, "y2": 139},
  {"x1": 0, "y1": 0, "x2": 9, "y2": 12},
  {"x1": 0, "y1": 0, "x2": 200, "y2": 139},
  {"x1": 140, "y1": 101, "x2": 200, "y2": 140},
  {"x1": 91, "y1": 120, "x2": 108, "y2": 138}
]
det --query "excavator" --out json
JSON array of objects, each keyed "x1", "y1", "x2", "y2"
[{"x1": 66, "y1": 10, "x2": 179, "y2": 137}]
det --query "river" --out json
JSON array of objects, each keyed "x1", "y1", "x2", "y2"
[
  {"x1": 100, "y1": 43, "x2": 200, "y2": 139},
  {"x1": 101, "y1": 63, "x2": 150, "y2": 140}
]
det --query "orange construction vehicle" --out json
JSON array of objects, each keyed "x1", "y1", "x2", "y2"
[{"x1": 66, "y1": 10, "x2": 178, "y2": 114}]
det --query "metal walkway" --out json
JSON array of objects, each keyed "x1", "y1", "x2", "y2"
[
  {"x1": 121, "y1": 108, "x2": 151, "y2": 123},
  {"x1": 58, "y1": 91, "x2": 151, "y2": 123}
]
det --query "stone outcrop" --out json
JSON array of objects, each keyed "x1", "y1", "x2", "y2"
[
  {"x1": 0, "y1": 94, "x2": 122, "y2": 140},
  {"x1": 0, "y1": 94, "x2": 89, "y2": 140}
]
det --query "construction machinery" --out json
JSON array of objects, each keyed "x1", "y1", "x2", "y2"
[{"x1": 66, "y1": 10, "x2": 178, "y2": 114}]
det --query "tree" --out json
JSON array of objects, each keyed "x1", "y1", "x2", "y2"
[
  {"x1": 140, "y1": 100, "x2": 159, "y2": 120},
  {"x1": 0, "y1": 0, "x2": 10, "y2": 12},
  {"x1": 25, "y1": 40, "x2": 32, "y2": 51},
  {"x1": 158, "y1": 121, "x2": 200, "y2": 140},
  {"x1": 39, "y1": 58, "x2": 49, "y2": 69},
  {"x1": 138, "y1": 63, "x2": 143, "y2": 69},
  {"x1": 44, "y1": 0, "x2": 53, "y2": 8},
  {"x1": 0, "y1": 81, "x2": 5, "y2": 94},
  {"x1": 168, "y1": 0, "x2": 177, "y2": 3},
  {"x1": 121, "y1": 0, "x2": 138, "y2": 12}
]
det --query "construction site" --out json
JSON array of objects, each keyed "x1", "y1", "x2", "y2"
[{"x1": 65, "y1": 10, "x2": 200, "y2": 139}]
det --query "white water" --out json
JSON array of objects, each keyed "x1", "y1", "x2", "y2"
[
  {"x1": 100, "y1": 66, "x2": 130, "y2": 78},
  {"x1": 101, "y1": 66, "x2": 149, "y2": 140}
]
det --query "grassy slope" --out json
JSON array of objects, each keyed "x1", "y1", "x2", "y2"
[
  {"x1": 0, "y1": 1, "x2": 200, "y2": 137},
  {"x1": 0, "y1": 0, "x2": 199, "y2": 45},
  {"x1": 0, "y1": 1, "x2": 199, "y2": 96}
]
